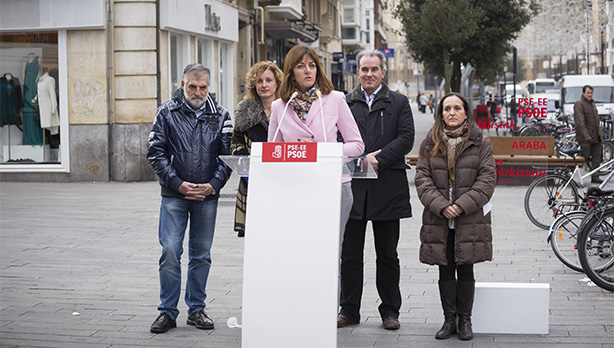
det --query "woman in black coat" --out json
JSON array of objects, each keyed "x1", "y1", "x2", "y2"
[{"x1": 230, "y1": 61, "x2": 283, "y2": 236}]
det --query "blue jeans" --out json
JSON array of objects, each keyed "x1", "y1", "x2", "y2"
[{"x1": 157, "y1": 197, "x2": 218, "y2": 320}]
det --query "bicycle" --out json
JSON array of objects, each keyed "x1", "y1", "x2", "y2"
[
  {"x1": 523, "y1": 150, "x2": 614, "y2": 230},
  {"x1": 576, "y1": 199, "x2": 614, "y2": 292},
  {"x1": 547, "y1": 184, "x2": 614, "y2": 272}
]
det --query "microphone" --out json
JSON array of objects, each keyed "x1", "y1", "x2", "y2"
[
  {"x1": 316, "y1": 89, "x2": 327, "y2": 142},
  {"x1": 272, "y1": 91, "x2": 299, "y2": 142}
]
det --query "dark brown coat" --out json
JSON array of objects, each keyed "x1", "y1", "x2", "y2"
[
  {"x1": 415, "y1": 126, "x2": 496, "y2": 266},
  {"x1": 573, "y1": 95, "x2": 602, "y2": 143}
]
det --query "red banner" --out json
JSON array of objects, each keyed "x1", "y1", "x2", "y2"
[{"x1": 262, "y1": 142, "x2": 318, "y2": 162}]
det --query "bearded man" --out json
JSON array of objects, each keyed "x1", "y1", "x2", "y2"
[{"x1": 147, "y1": 63, "x2": 233, "y2": 333}]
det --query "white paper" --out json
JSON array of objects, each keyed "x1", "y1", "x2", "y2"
[{"x1": 483, "y1": 201, "x2": 493, "y2": 216}]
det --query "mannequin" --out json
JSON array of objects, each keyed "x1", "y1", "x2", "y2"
[
  {"x1": 1, "y1": 72, "x2": 23, "y2": 127},
  {"x1": 37, "y1": 68, "x2": 59, "y2": 135},
  {"x1": 22, "y1": 54, "x2": 43, "y2": 145}
]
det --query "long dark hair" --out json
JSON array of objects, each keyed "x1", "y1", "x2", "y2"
[
  {"x1": 279, "y1": 45, "x2": 334, "y2": 102},
  {"x1": 422, "y1": 92, "x2": 476, "y2": 158}
]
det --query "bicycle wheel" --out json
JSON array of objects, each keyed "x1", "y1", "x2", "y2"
[
  {"x1": 520, "y1": 126, "x2": 539, "y2": 137},
  {"x1": 596, "y1": 142, "x2": 614, "y2": 176},
  {"x1": 577, "y1": 206, "x2": 614, "y2": 292},
  {"x1": 524, "y1": 174, "x2": 580, "y2": 230},
  {"x1": 549, "y1": 210, "x2": 587, "y2": 272}
]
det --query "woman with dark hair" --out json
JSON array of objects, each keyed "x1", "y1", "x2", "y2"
[
  {"x1": 415, "y1": 92, "x2": 496, "y2": 341},
  {"x1": 268, "y1": 44, "x2": 364, "y2": 255},
  {"x1": 231, "y1": 61, "x2": 283, "y2": 237}
]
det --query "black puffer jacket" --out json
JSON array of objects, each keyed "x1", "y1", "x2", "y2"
[{"x1": 147, "y1": 90, "x2": 233, "y2": 199}]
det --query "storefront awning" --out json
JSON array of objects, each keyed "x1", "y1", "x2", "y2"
[{"x1": 264, "y1": 21, "x2": 317, "y2": 42}]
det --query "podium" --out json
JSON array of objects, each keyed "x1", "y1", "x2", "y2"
[{"x1": 221, "y1": 142, "x2": 375, "y2": 348}]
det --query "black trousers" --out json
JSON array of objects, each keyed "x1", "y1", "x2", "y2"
[
  {"x1": 340, "y1": 218, "x2": 401, "y2": 321},
  {"x1": 439, "y1": 229, "x2": 474, "y2": 282}
]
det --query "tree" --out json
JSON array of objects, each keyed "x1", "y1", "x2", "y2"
[{"x1": 396, "y1": 0, "x2": 540, "y2": 93}]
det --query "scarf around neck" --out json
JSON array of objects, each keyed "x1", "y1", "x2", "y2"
[
  {"x1": 441, "y1": 122, "x2": 469, "y2": 186},
  {"x1": 290, "y1": 85, "x2": 319, "y2": 122}
]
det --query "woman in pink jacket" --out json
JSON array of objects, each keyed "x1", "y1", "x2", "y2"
[{"x1": 268, "y1": 44, "x2": 364, "y2": 256}]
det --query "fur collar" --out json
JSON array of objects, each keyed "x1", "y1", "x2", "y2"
[{"x1": 234, "y1": 99, "x2": 268, "y2": 133}]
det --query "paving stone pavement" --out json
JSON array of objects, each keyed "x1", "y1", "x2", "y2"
[{"x1": 1, "y1": 169, "x2": 613, "y2": 348}]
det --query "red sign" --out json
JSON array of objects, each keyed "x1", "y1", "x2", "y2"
[{"x1": 262, "y1": 142, "x2": 318, "y2": 162}]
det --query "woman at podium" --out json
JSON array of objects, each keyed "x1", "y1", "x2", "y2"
[
  {"x1": 415, "y1": 92, "x2": 496, "y2": 341},
  {"x1": 231, "y1": 61, "x2": 283, "y2": 237},
  {"x1": 268, "y1": 44, "x2": 364, "y2": 252}
]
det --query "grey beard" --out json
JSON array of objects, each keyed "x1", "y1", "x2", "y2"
[{"x1": 184, "y1": 91, "x2": 206, "y2": 110}]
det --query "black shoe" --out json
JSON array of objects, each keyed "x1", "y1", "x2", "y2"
[
  {"x1": 187, "y1": 310, "x2": 214, "y2": 330},
  {"x1": 591, "y1": 177, "x2": 603, "y2": 184},
  {"x1": 150, "y1": 313, "x2": 176, "y2": 333}
]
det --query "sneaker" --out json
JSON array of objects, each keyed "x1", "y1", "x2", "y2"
[
  {"x1": 187, "y1": 310, "x2": 214, "y2": 330},
  {"x1": 150, "y1": 313, "x2": 176, "y2": 333}
]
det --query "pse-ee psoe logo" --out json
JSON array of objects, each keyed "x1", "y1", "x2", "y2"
[{"x1": 262, "y1": 142, "x2": 318, "y2": 162}]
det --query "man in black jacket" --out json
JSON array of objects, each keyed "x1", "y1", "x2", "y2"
[
  {"x1": 338, "y1": 50, "x2": 415, "y2": 330},
  {"x1": 147, "y1": 63, "x2": 232, "y2": 333}
]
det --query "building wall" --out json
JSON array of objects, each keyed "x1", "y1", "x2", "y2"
[
  {"x1": 111, "y1": 0, "x2": 158, "y2": 181},
  {"x1": 3, "y1": 0, "x2": 344, "y2": 182}
]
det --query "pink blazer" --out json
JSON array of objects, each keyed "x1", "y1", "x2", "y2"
[{"x1": 268, "y1": 90, "x2": 364, "y2": 158}]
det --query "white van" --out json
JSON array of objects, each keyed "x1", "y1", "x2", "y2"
[
  {"x1": 526, "y1": 78, "x2": 557, "y2": 96},
  {"x1": 526, "y1": 78, "x2": 559, "y2": 109},
  {"x1": 560, "y1": 75, "x2": 614, "y2": 120}
]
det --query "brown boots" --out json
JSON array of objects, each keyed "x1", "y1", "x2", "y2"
[{"x1": 435, "y1": 280, "x2": 474, "y2": 340}]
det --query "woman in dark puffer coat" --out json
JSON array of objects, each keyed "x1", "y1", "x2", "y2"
[{"x1": 415, "y1": 92, "x2": 496, "y2": 341}]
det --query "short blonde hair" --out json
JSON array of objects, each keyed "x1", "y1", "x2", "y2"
[{"x1": 244, "y1": 61, "x2": 283, "y2": 102}]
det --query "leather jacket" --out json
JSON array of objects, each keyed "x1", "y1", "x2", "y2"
[{"x1": 147, "y1": 89, "x2": 232, "y2": 199}]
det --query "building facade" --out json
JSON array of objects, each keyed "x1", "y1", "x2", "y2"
[
  {"x1": 0, "y1": 0, "x2": 415, "y2": 182},
  {"x1": 0, "y1": 0, "x2": 239, "y2": 182}
]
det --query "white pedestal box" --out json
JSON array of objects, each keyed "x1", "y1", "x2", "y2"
[{"x1": 473, "y1": 282, "x2": 550, "y2": 334}]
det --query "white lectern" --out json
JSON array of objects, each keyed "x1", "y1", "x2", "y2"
[{"x1": 221, "y1": 142, "x2": 375, "y2": 348}]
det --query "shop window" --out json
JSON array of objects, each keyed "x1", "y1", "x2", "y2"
[
  {"x1": 0, "y1": 32, "x2": 61, "y2": 164},
  {"x1": 169, "y1": 33, "x2": 188, "y2": 100}
]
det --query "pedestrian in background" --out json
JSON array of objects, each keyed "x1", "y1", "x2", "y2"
[
  {"x1": 230, "y1": 61, "x2": 283, "y2": 237},
  {"x1": 268, "y1": 44, "x2": 364, "y2": 266},
  {"x1": 338, "y1": 49, "x2": 414, "y2": 331},
  {"x1": 574, "y1": 85, "x2": 603, "y2": 183},
  {"x1": 415, "y1": 92, "x2": 496, "y2": 341},
  {"x1": 147, "y1": 63, "x2": 233, "y2": 333},
  {"x1": 420, "y1": 93, "x2": 429, "y2": 113},
  {"x1": 428, "y1": 94, "x2": 434, "y2": 113}
]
